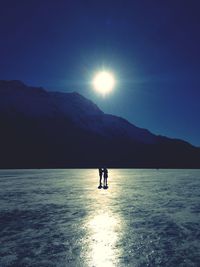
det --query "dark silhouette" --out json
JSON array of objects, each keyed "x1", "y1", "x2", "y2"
[
  {"x1": 98, "y1": 168, "x2": 103, "y2": 188},
  {"x1": 1, "y1": 80, "x2": 200, "y2": 169},
  {"x1": 103, "y1": 168, "x2": 108, "y2": 189},
  {"x1": 98, "y1": 168, "x2": 108, "y2": 189}
]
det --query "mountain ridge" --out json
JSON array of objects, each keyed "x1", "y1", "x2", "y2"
[{"x1": 0, "y1": 80, "x2": 199, "y2": 168}]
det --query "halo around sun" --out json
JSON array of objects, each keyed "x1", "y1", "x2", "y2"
[{"x1": 92, "y1": 71, "x2": 115, "y2": 95}]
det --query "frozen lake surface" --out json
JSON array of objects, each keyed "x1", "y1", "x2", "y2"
[{"x1": 0, "y1": 169, "x2": 200, "y2": 267}]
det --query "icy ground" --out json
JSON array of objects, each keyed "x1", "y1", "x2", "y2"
[{"x1": 0, "y1": 169, "x2": 200, "y2": 267}]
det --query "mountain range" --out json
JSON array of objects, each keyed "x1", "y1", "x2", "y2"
[{"x1": 0, "y1": 80, "x2": 199, "y2": 168}]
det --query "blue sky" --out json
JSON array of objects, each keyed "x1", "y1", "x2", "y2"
[{"x1": 0, "y1": 0, "x2": 200, "y2": 146}]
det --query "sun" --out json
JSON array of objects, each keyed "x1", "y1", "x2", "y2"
[{"x1": 92, "y1": 71, "x2": 115, "y2": 95}]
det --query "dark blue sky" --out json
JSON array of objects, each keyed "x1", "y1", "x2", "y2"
[{"x1": 1, "y1": 0, "x2": 200, "y2": 146}]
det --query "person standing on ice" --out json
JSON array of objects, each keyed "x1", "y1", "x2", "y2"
[
  {"x1": 98, "y1": 168, "x2": 103, "y2": 187},
  {"x1": 103, "y1": 168, "x2": 108, "y2": 187}
]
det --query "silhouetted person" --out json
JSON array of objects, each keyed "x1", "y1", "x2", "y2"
[
  {"x1": 98, "y1": 168, "x2": 103, "y2": 187},
  {"x1": 103, "y1": 168, "x2": 108, "y2": 187}
]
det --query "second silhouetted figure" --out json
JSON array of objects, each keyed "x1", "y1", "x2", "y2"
[{"x1": 103, "y1": 168, "x2": 108, "y2": 188}]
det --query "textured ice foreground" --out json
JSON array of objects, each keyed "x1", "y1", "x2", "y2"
[{"x1": 0, "y1": 169, "x2": 200, "y2": 267}]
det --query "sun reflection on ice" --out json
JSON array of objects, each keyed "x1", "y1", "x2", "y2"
[
  {"x1": 81, "y1": 169, "x2": 123, "y2": 266},
  {"x1": 87, "y1": 212, "x2": 120, "y2": 267}
]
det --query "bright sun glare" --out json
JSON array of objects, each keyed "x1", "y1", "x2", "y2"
[{"x1": 93, "y1": 71, "x2": 115, "y2": 95}]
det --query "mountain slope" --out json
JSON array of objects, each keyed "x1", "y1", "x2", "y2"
[{"x1": 0, "y1": 80, "x2": 199, "y2": 168}]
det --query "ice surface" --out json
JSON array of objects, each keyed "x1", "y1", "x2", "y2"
[{"x1": 0, "y1": 169, "x2": 200, "y2": 267}]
